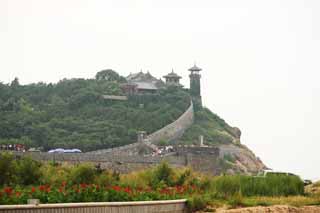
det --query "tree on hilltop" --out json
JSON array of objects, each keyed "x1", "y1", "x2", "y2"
[{"x1": 95, "y1": 69, "x2": 126, "y2": 83}]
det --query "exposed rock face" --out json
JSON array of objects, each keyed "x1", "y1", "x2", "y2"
[
  {"x1": 216, "y1": 205, "x2": 320, "y2": 213},
  {"x1": 305, "y1": 181, "x2": 320, "y2": 195},
  {"x1": 232, "y1": 127, "x2": 241, "y2": 139},
  {"x1": 219, "y1": 144, "x2": 267, "y2": 174}
]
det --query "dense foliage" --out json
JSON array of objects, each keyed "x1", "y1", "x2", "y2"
[
  {"x1": 0, "y1": 71, "x2": 190, "y2": 151},
  {"x1": 0, "y1": 152, "x2": 41, "y2": 186},
  {"x1": 0, "y1": 153, "x2": 305, "y2": 209},
  {"x1": 180, "y1": 108, "x2": 240, "y2": 145}
]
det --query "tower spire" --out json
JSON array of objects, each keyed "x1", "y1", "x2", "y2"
[{"x1": 188, "y1": 63, "x2": 202, "y2": 109}]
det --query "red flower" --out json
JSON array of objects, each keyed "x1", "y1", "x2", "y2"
[
  {"x1": 59, "y1": 187, "x2": 63, "y2": 193},
  {"x1": 4, "y1": 187, "x2": 13, "y2": 195},
  {"x1": 61, "y1": 181, "x2": 67, "y2": 187},
  {"x1": 191, "y1": 185, "x2": 197, "y2": 190},
  {"x1": 80, "y1": 183, "x2": 87, "y2": 189},
  {"x1": 39, "y1": 185, "x2": 46, "y2": 191},
  {"x1": 112, "y1": 186, "x2": 121, "y2": 191},
  {"x1": 123, "y1": 187, "x2": 132, "y2": 194},
  {"x1": 15, "y1": 191, "x2": 21, "y2": 197},
  {"x1": 143, "y1": 187, "x2": 152, "y2": 192},
  {"x1": 160, "y1": 188, "x2": 172, "y2": 195},
  {"x1": 175, "y1": 186, "x2": 186, "y2": 194},
  {"x1": 31, "y1": 187, "x2": 36, "y2": 193},
  {"x1": 46, "y1": 187, "x2": 51, "y2": 193},
  {"x1": 95, "y1": 185, "x2": 100, "y2": 190}
]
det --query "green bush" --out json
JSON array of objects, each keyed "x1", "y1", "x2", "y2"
[
  {"x1": 176, "y1": 169, "x2": 191, "y2": 186},
  {"x1": 151, "y1": 162, "x2": 175, "y2": 188},
  {"x1": 0, "y1": 152, "x2": 17, "y2": 185},
  {"x1": 15, "y1": 156, "x2": 41, "y2": 185},
  {"x1": 39, "y1": 164, "x2": 69, "y2": 186},
  {"x1": 69, "y1": 164, "x2": 97, "y2": 184},
  {"x1": 227, "y1": 192, "x2": 244, "y2": 208},
  {"x1": 211, "y1": 175, "x2": 304, "y2": 198},
  {"x1": 0, "y1": 152, "x2": 41, "y2": 186},
  {"x1": 187, "y1": 195, "x2": 208, "y2": 212},
  {"x1": 95, "y1": 171, "x2": 118, "y2": 187}
]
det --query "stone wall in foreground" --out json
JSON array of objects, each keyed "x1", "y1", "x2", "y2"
[{"x1": 0, "y1": 199, "x2": 187, "y2": 213}]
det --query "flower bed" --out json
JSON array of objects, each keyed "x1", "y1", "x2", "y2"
[{"x1": 0, "y1": 183, "x2": 198, "y2": 205}]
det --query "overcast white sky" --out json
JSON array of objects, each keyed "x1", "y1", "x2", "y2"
[{"x1": 1, "y1": 0, "x2": 320, "y2": 180}]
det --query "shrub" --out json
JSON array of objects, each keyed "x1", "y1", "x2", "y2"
[
  {"x1": 151, "y1": 162, "x2": 175, "y2": 188},
  {"x1": 211, "y1": 175, "x2": 304, "y2": 198},
  {"x1": 39, "y1": 164, "x2": 69, "y2": 186},
  {"x1": 0, "y1": 153, "x2": 41, "y2": 185},
  {"x1": 0, "y1": 152, "x2": 17, "y2": 185},
  {"x1": 15, "y1": 156, "x2": 41, "y2": 185},
  {"x1": 227, "y1": 192, "x2": 244, "y2": 208},
  {"x1": 95, "y1": 171, "x2": 118, "y2": 187},
  {"x1": 176, "y1": 169, "x2": 191, "y2": 186},
  {"x1": 187, "y1": 195, "x2": 208, "y2": 212},
  {"x1": 69, "y1": 164, "x2": 97, "y2": 184}
]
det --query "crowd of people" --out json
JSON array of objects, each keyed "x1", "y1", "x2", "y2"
[{"x1": 0, "y1": 144, "x2": 26, "y2": 152}]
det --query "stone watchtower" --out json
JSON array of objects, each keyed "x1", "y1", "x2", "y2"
[{"x1": 188, "y1": 64, "x2": 202, "y2": 109}]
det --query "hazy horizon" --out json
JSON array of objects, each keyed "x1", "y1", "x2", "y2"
[{"x1": 1, "y1": 0, "x2": 319, "y2": 180}]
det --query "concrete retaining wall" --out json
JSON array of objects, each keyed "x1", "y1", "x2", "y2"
[{"x1": 0, "y1": 199, "x2": 187, "y2": 213}]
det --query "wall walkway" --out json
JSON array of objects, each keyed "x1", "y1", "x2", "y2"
[
  {"x1": 147, "y1": 101, "x2": 194, "y2": 144},
  {"x1": 88, "y1": 101, "x2": 194, "y2": 154}
]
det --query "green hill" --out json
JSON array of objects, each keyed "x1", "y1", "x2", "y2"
[
  {"x1": 180, "y1": 108, "x2": 241, "y2": 145},
  {"x1": 0, "y1": 72, "x2": 191, "y2": 151},
  {"x1": 0, "y1": 70, "x2": 240, "y2": 151}
]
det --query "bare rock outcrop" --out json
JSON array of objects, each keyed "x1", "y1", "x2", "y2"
[{"x1": 219, "y1": 144, "x2": 267, "y2": 174}]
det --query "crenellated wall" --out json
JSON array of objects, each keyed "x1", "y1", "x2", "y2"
[{"x1": 147, "y1": 101, "x2": 194, "y2": 144}]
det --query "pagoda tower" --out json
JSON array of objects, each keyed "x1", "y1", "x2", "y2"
[
  {"x1": 163, "y1": 69, "x2": 182, "y2": 86},
  {"x1": 188, "y1": 64, "x2": 202, "y2": 109}
]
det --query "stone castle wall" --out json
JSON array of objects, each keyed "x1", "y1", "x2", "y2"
[
  {"x1": 11, "y1": 146, "x2": 220, "y2": 174},
  {"x1": 88, "y1": 101, "x2": 194, "y2": 155},
  {"x1": 147, "y1": 101, "x2": 194, "y2": 144},
  {"x1": 8, "y1": 101, "x2": 224, "y2": 174},
  {"x1": 88, "y1": 142, "x2": 143, "y2": 155}
]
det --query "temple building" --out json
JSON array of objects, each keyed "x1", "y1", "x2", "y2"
[
  {"x1": 163, "y1": 69, "x2": 182, "y2": 87},
  {"x1": 121, "y1": 64, "x2": 202, "y2": 109},
  {"x1": 121, "y1": 71, "x2": 165, "y2": 94}
]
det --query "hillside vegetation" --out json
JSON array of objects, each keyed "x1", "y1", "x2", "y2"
[
  {"x1": 0, "y1": 69, "x2": 241, "y2": 151},
  {"x1": 0, "y1": 70, "x2": 190, "y2": 151},
  {"x1": 0, "y1": 154, "x2": 306, "y2": 211},
  {"x1": 180, "y1": 108, "x2": 240, "y2": 145}
]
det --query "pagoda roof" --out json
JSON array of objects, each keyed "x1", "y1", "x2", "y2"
[
  {"x1": 163, "y1": 70, "x2": 182, "y2": 79},
  {"x1": 125, "y1": 70, "x2": 165, "y2": 91},
  {"x1": 188, "y1": 64, "x2": 202, "y2": 72}
]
